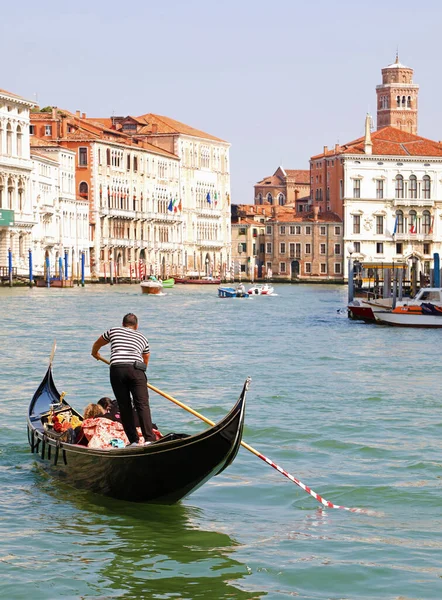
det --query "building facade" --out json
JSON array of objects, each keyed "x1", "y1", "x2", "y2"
[
  {"x1": 30, "y1": 138, "x2": 90, "y2": 279},
  {"x1": 311, "y1": 117, "x2": 442, "y2": 279},
  {"x1": 31, "y1": 109, "x2": 182, "y2": 279},
  {"x1": 232, "y1": 204, "x2": 344, "y2": 282},
  {"x1": 254, "y1": 166, "x2": 310, "y2": 213},
  {"x1": 0, "y1": 89, "x2": 35, "y2": 273},
  {"x1": 95, "y1": 113, "x2": 232, "y2": 277}
]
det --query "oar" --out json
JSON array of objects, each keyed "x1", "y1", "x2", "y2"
[{"x1": 95, "y1": 355, "x2": 365, "y2": 513}]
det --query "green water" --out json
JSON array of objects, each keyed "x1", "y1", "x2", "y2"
[{"x1": 1, "y1": 284, "x2": 442, "y2": 599}]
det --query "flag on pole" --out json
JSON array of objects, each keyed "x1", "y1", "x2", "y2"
[
  {"x1": 178, "y1": 199, "x2": 182, "y2": 212},
  {"x1": 409, "y1": 214, "x2": 416, "y2": 234},
  {"x1": 393, "y1": 214, "x2": 398, "y2": 235},
  {"x1": 214, "y1": 191, "x2": 218, "y2": 206},
  {"x1": 168, "y1": 199, "x2": 173, "y2": 211},
  {"x1": 206, "y1": 192, "x2": 211, "y2": 204},
  {"x1": 172, "y1": 198, "x2": 178, "y2": 213}
]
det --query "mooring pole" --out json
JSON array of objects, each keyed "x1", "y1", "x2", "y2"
[
  {"x1": 8, "y1": 247, "x2": 13, "y2": 287},
  {"x1": 64, "y1": 250, "x2": 68, "y2": 281},
  {"x1": 45, "y1": 255, "x2": 50, "y2": 288},
  {"x1": 28, "y1": 249, "x2": 33, "y2": 288},
  {"x1": 434, "y1": 253, "x2": 440, "y2": 288},
  {"x1": 81, "y1": 251, "x2": 85, "y2": 287}
]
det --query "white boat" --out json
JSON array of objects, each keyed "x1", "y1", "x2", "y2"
[
  {"x1": 248, "y1": 284, "x2": 274, "y2": 296},
  {"x1": 140, "y1": 280, "x2": 163, "y2": 295},
  {"x1": 350, "y1": 288, "x2": 442, "y2": 321},
  {"x1": 375, "y1": 303, "x2": 442, "y2": 327}
]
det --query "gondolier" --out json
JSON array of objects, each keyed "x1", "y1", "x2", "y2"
[{"x1": 91, "y1": 313, "x2": 156, "y2": 445}]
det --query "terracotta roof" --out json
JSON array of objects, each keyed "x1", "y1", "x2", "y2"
[
  {"x1": 32, "y1": 110, "x2": 179, "y2": 159},
  {"x1": 30, "y1": 137, "x2": 59, "y2": 148},
  {"x1": 256, "y1": 169, "x2": 310, "y2": 186},
  {"x1": 256, "y1": 174, "x2": 284, "y2": 186},
  {"x1": 285, "y1": 169, "x2": 310, "y2": 184},
  {"x1": 312, "y1": 127, "x2": 442, "y2": 159},
  {"x1": 268, "y1": 210, "x2": 342, "y2": 224},
  {"x1": 31, "y1": 150, "x2": 58, "y2": 163},
  {"x1": 0, "y1": 88, "x2": 34, "y2": 103},
  {"x1": 134, "y1": 113, "x2": 227, "y2": 143}
]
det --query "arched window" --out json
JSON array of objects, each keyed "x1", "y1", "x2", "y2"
[
  {"x1": 16, "y1": 125, "x2": 22, "y2": 156},
  {"x1": 402, "y1": 96, "x2": 406, "y2": 106},
  {"x1": 7, "y1": 177, "x2": 14, "y2": 208},
  {"x1": 6, "y1": 123, "x2": 12, "y2": 155},
  {"x1": 257, "y1": 193, "x2": 262, "y2": 205},
  {"x1": 407, "y1": 96, "x2": 412, "y2": 108},
  {"x1": 396, "y1": 96, "x2": 401, "y2": 107},
  {"x1": 267, "y1": 193, "x2": 273, "y2": 205},
  {"x1": 278, "y1": 194, "x2": 285, "y2": 206},
  {"x1": 79, "y1": 182, "x2": 88, "y2": 198},
  {"x1": 409, "y1": 175, "x2": 417, "y2": 199},
  {"x1": 395, "y1": 175, "x2": 404, "y2": 199},
  {"x1": 422, "y1": 210, "x2": 431, "y2": 234},
  {"x1": 0, "y1": 122, "x2": 3, "y2": 154},
  {"x1": 395, "y1": 210, "x2": 403, "y2": 234},
  {"x1": 423, "y1": 175, "x2": 431, "y2": 199}
]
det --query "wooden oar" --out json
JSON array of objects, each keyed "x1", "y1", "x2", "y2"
[{"x1": 95, "y1": 354, "x2": 365, "y2": 513}]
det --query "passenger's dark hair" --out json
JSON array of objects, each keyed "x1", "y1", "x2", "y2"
[
  {"x1": 98, "y1": 397, "x2": 113, "y2": 410},
  {"x1": 123, "y1": 313, "x2": 138, "y2": 327}
]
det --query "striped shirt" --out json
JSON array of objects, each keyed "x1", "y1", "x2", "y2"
[{"x1": 102, "y1": 327, "x2": 150, "y2": 365}]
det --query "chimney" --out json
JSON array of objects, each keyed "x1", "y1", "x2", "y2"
[
  {"x1": 151, "y1": 123, "x2": 158, "y2": 134},
  {"x1": 334, "y1": 143, "x2": 339, "y2": 152},
  {"x1": 51, "y1": 106, "x2": 57, "y2": 120},
  {"x1": 82, "y1": 112, "x2": 87, "y2": 119},
  {"x1": 323, "y1": 145, "x2": 328, "y2": 154},
  {"x1": 364, "y1": 114, "x2": 373, "y2": 155},
  {"x1": 75, "y1": 110, "x2": 81, "y2": 118},
  {"x1": 313, "y1": 206, "x2": 319, "y2": 221}
]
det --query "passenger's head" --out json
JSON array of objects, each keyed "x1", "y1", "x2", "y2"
[
  {"x1": 98, "y1": 397, "x2": 113, "y2": 411},
  {"x1": 122, "y1": 313, "x2": 138, "y2": 329},
  {"x1": 83, "y1": 403, "x2": 105, "y2": 420}
]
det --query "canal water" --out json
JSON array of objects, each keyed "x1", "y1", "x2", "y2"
[{"x1": 1, "y1": 283, "x2": 441, "y2": 599}]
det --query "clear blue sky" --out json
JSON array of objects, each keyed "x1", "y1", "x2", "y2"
[{"x1": 3, "y1": 0, "x2": 442, "y2": 203}]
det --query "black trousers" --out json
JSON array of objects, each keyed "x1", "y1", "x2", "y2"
[{"x1": 109, "y1": 364, "x2": 156, "y2": 443}]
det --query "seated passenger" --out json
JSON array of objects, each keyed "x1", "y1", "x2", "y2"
[{"x1": 98, "y1": 396, "x2": 140, "y2": 428}]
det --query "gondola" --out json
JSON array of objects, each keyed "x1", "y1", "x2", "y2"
[{"x1": 27, "y1": 366, "x2": 248, "y2": 503}]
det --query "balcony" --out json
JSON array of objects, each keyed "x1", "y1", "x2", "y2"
[
  {"x1": 393, "y1": 232, "x2": 433, "y2": 242},
  {"x1": 197, "y1": 207, "x2": 222, "y2": 218},
  {"x1": 393, "y1": 198, "x2": 434, "y2": 208},
  {"x1": 43, "y1": 236, "x2": 56, "y2": 246}
]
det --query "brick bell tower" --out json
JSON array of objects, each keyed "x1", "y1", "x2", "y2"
[{"x1": 376, "y1": 53, "x2": 419, "y2": 134}]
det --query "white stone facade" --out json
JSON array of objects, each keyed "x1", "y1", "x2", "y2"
[
  {"x1": 177, "y1": 135, "x2": 231, "y2": 276},
  {"x1": 30, "y1": 147, "x2": 90, "y2": 279},
  {"x1": 343, "y1": 156, "x2": 442, "y2": 278},
  {"x1": 0, "y1": 90, "x2": 35, "y2": 273},
  {"x1": 91, "y1": 142, "x2": 182, "y2": 278}
]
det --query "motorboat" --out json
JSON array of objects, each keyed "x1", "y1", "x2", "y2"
[
  {"x1": 248, "y1": 283, "x2": 274, "y2": 296},
  {"x1": 161, "y1": 278, "x2": 175, "y2": 288},
  {"x1": 218, "y1": 286, "x2": 249, "y2": 298},
  {"x1": 375, "y1": 302, "x2": 442, "y2": 328},
  {"x1": 27, "y1": 364, "x2": 248, "y2": 503},
  {"x1": 140, "y1": 278, "x2": 163, "y2": 294},
  {"x1": 348, "y1": 288, "x2": 442, "y2": 322}
]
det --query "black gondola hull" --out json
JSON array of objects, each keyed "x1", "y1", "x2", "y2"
[{"x1": 27, "y1": 368, "x2": 248, "y2": 503}]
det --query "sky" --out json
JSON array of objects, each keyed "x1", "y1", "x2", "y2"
[{"x1": 2, "y1": 0, "x2": 442, "y2": 203}]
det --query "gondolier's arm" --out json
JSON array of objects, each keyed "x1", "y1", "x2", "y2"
[{"x1": 91, "y1": 335, "x2": 109, "y2": 361}]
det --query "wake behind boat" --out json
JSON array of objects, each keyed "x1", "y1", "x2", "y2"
[{"x1": 27, "y1": 366, "x2": 248, "y2": 503}]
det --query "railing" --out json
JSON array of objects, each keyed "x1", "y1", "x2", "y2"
[
  {"x1": 0, "y1": 266, "x2": 17, "y2": 278},
  {"x1": 393, "y1": 198, "x2": 434, "y2": 207}
]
